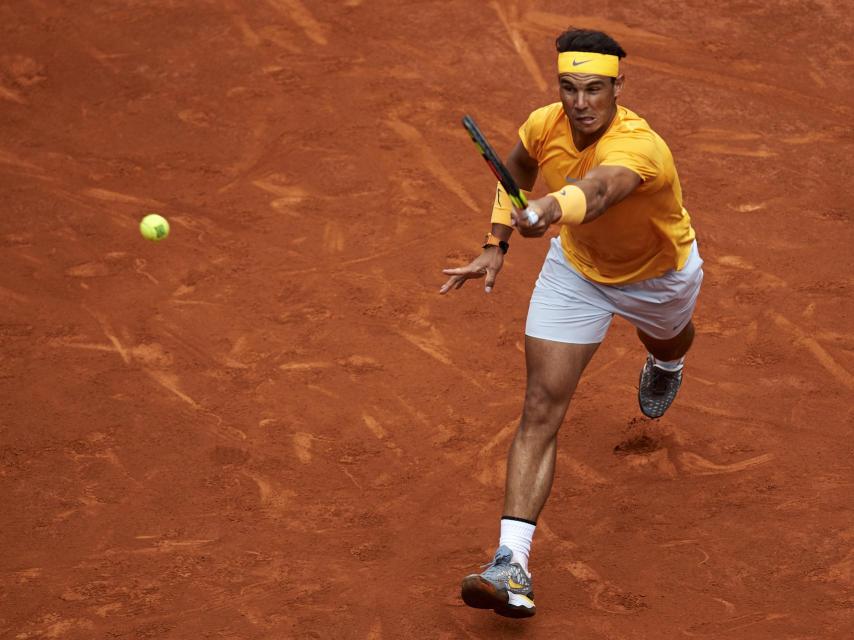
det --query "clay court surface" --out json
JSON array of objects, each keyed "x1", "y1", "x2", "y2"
[{"x1": 2, "y1": 1, "x2": 853, "y2": 638}]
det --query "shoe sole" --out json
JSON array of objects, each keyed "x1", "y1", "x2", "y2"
[
  {"x1": 460, "y1": 575, "x2": 536, "y2": 618},
  {"x1": 461, "y1": 575, "x2": 506, "y2": 609}
]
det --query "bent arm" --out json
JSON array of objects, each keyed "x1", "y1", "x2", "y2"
[
  {"x1": 492, "y1": 141, "x2": 539, "y2": 240},
  {"x1": 506, "y1": 141, "x2": 539, "y2": 192}
]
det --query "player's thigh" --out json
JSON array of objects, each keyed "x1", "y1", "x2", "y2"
[
  {"x1": 523, "y1": 336, "x2": 599, "y2": 423},
  {"x1": 525, "y1": 337, "x2": 599, "y2": 396}
]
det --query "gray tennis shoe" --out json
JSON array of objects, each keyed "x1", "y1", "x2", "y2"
[
  {"x1": 460, "y1": 545, "x2": 536, "y2": 618},
  {"x1": 638, "y1": 355, "x2": 683, "y2": 418}
]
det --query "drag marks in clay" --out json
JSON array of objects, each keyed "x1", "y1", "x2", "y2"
[
  {"x1": 538, "y1": 522, "x2": 647, "y2": 615},
  {"x1": 49, "y1": 309, "x2": 247, "y2": 443},
  {"x1": 490, "y1": 1, "x2": 548, "y2": 92},
  {"x1": 681, "y1": 612, "x2": 788, "y2": 637},
  {"x1": 614, "y1": 431, "x2": 774, "y2": 478},
  {"x1": 771, "y1": 312, "x2": 854, "y2": 391},
  {"x1": 387, "y1": 116, "x2": 478, "y2": 213},
  {"x1": 362, "y1": 413, "x2": 402, "y2": 458},
  {"x1": 0, "y1": 53, "x2": 46, "y2": 104},
  {"x1": 265, "y1": 0, "x2": 327, "y2": 46}
]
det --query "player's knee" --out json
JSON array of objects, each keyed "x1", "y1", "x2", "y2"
[{"x1": 520, "y1": 385, "x2": 568, "y2": 433}]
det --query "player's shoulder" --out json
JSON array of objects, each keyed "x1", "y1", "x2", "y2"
[
  {"x1": 596, "y1": 106, "x2": 675, "y2": 178},
  {"x1": 606, "y1": 106, "x2": 657, "y2": 140},
  {"x1": 598, "y1": 106, "x2": 669, "y2": 159},
  {"x1": 520, "y1": 103, "x2": 567, "y2": 151},
  {"x1": 525, "y1": 102, "x2": 566, "y2": 127}
]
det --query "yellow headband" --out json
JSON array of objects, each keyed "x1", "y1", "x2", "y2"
[{"x1": 558, "y1": 51, "x2": 619, "y2": 77}]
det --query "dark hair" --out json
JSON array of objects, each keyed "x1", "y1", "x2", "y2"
[{"x1": 555, "y1": 28, "x2": 627, "y2": 58}]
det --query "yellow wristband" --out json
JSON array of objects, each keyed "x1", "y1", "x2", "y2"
[
  {"x1": 549, "y1": 185, "x2": 587, "y2": 225},
  {"x1": 490, "y1": 182, "x2": 530, "y2": 226}
]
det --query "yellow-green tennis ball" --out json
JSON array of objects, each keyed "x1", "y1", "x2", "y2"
[{"x1": 140, "y1": 213, "x2": 170, "y2": 242}]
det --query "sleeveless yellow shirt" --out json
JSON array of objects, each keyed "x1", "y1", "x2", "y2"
[{"x1": 519, "y1": 103, "x2": 695, "y2": 284}]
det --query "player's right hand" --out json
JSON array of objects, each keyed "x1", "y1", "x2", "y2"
[
  {"x1": 439, "y1": 248, "x2": 505, "y2": 294},
  {"x1": 512, "y1": 197, "x2": 558, "y2": 237}
]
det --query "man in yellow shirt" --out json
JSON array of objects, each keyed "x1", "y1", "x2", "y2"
[{"x1": 440, "y1": 28, "x2": 703, "y2": 618}]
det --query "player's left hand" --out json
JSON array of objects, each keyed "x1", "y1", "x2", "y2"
[{"x1": 511, "y1": 196, "x2": 559, "y2": 237}]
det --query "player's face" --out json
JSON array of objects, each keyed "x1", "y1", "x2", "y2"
[{"x1": 559, "y1": 73, "x2": 623, "y2": 140}]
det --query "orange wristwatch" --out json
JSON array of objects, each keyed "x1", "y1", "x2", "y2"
[{"x1": 483, "y1": 233, "x2": 509, "y2": 254}]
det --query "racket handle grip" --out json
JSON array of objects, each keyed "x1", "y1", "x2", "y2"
[{"x1": 525, "y1": 208, "x2": 539, "y2": 225}]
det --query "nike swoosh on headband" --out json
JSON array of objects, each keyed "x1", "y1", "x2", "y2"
[{"x1": 572, "y1": 58, "x2": 592, "y2": 66}]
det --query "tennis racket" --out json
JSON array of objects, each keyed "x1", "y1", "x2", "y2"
[{"x1": 461, "y1": 114, "x2": 539, "y2": 224}]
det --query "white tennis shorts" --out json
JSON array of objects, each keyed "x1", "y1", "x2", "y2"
[{"x1": 526, "y1": 238, "x2": 704, "y2": 344}]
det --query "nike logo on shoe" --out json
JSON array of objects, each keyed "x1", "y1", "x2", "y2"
[{"x1": 508, "y1": 578, "x2": 526, "y2": 590}]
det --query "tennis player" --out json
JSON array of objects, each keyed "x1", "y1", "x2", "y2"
[{"x1": 440, "y1": 27, "x2": 703, "y2": 617}]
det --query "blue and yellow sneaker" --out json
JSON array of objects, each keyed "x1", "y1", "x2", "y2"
[{"x1": 460, "y1": 545, "x2": 536, "y2": 618}]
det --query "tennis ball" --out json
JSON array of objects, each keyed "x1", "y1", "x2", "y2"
[{"x1": 140, "y1": 213, "x2": 170, "y2": 241}]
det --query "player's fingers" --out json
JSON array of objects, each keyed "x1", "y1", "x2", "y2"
[
  {"x1": 439, "y1": 272, "x2": 461, "y2": 294},
  {"x1": 524, "y1": 207, "x2": 540, "y2": 225},
  {"x1": 484, "y1": 268, "x2": 497, "y2": 293},
  {"x1": 439, "y1": 266, "x2": 485, "y2": 293},
  {"x1": 530, "y1": 215, "x2": 549, "y2": 236},
  {"x1": 513, "y1": 206, "x2": 536, "y2": 233},
  {"x1": 521, "y1": 204, "x2": 542, "y2": 228},
  {"x1": 517, "y1": 222, "x2": 536, "y2": 237},
  {"x1": 439, "y1": 273, "x2": 465, "y2": 294},
  {"x1": 449, "y1": 265, "x2": 485, "y2": 277},
  {"x1": 442, "y1": 266, "x2": 475, "y2": 276}
]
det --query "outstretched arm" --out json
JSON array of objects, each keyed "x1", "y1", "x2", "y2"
[
  {"x1": 439, "y1": 141, "x2": 540, "y2": 295},
  {"x1": 491, "y1": 141, "x2": 539, "y2": 240},
  {"x1": 506, "y1": 141, "x2": 539, "y2": 192}
]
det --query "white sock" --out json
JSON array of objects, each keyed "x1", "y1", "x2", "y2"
[
  {"x1": 652, "y1": 354, "x2": 684, "y2": 372},
  {"x1": 499, "y1": 518, "x2": 536, "y2": 573}
]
